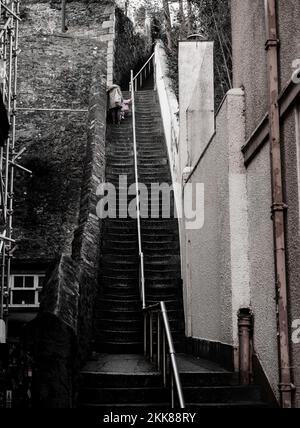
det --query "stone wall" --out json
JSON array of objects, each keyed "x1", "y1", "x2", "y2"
[
  {"x1": 14, "y1": 0, "x2": 109, "y2": 407},
  {"x1": 14, "y1": 2, "x2": 150, "y2": 265},
  {"x1": 72, "y1": 61, "x2": 108, "y2": 364},
  {"x1": 25, "y1": 65, "x2": 108, "y2": 407},
  {"x1": 14, "y1": 1, "x2": 110, "y2": 264},
  {"x1": 13, "y1": 1, "x2": 153, "y2": 407}
]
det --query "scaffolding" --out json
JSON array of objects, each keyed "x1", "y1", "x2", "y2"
[{"x1": 0, "y1": 0, "x2": 30, "y2": 343}]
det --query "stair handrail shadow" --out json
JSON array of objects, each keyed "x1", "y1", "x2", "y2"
[{"x1": 130, "y1": 61, "x2": 185, "y2": 409}]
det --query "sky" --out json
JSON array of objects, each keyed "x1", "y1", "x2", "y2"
[{"x1": 116, "y1": 0, "x2": 185, "y2": 26}]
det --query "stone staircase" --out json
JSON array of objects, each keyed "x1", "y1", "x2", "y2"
[
  {"x1": 79, "y1": 354, "x2": 267, "y2": 408},
  {"x1": 93, "y1": 90, "x2": 184, "y2": 354},
  {"x1": 79, "y1": 88, "x2": 269, "y2": 409}
]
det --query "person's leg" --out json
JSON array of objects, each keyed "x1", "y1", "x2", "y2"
[
  {"x1": 112, "y1": 108, "x2": 117, "y2": 124},
  {"x1": 116, "y1": 107, "x2": 121, "y2": 125},
  {"x1": 109, "y1": 108, "x2": 114, "y2": 124}
]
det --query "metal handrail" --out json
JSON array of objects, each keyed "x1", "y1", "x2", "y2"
[
  {"x1": 130, "y1": 55, "x2": 185, "y2": 408},
  {"x1": 144, "y1": 302, "x2": 185, "y2": 408},
  {"x1": 133, "y1": 52, "x2": 155, "y2": 81},
  {"x1": 130, "y1": 69, "x2": 146, "y2": 309},
  {"x1": 131, "y1": 52, "x2": 155, "y2": 92}
]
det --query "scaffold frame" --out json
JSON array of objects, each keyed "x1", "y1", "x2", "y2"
[{"x1": 0, "y1": 0, "x2": 31, "y2": 342}]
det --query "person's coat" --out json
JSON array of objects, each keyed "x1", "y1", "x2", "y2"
[{"x1": 107, "y1": 84, "x2": 123, "y2": 110}]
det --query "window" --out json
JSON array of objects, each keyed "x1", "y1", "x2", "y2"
[{"x1": 9, "y1": 275, "x2": 45, "y2": 307}]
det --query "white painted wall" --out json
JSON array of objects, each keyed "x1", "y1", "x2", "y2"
[
  {"x1": 185, "y1": 44, "x2": 214, "y2": 168},
  {"x1": 156, "y1": 37, "x2": 278, "y2": 392},
  {"x1": 227, "y1": 90, "x2": 251, "y2": 343},
  {"x1": 154, "y1": 41, "x2": 180, "y2": 203},
  {"x1": 182, "y1": 90, "x2": 250, "y2": 348},
  {"x1": 178, "y1": 41, "x2": 215, "y2": 174},
  {"x1": 156, "y1": 41, "x2": 250, "y2": 347}
]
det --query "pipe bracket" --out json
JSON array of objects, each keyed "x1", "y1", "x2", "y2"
[
  {"x1": 265, "y1": 39, "x2": 280, "y2": 50},
  {"x1": 271, "y1": 202, "x2": 288, "y2": 213},
  {"x1": 278, "y1": 383, "x2": 296, "y2": 393}
]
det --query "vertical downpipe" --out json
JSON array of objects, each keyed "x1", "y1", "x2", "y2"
[
  {"x1": 61, "y1": 0, "x2": 66, "y2": 33},
  {"x1": 264, "y1": 0, "x2": 293, "y2": 408},
  {"x1": 238, "y1": 309, "x2": 252, "y2": 385}
]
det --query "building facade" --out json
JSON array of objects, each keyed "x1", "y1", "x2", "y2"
[{"x1": 169, "y1": 0, "x2": 300, "y2": 408}]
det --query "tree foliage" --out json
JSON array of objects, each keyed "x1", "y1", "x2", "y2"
[
  {"x1": 123, "y1": 0, "x2": 232, "y2": 107},
  {"x1": 190, "y1": 0, "x2": 232, "y2": 107}
]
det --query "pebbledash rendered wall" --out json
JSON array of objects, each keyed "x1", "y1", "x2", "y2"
[
  {"x1": 181, "y1": 87, "x2": 250, "y2": 369},
  {"x1": 173, "y1": 0, "x2": 300, "y2": 406},
  {"x1": 231, "y1": 0, "x2": 300, "y2": 407},
  {"x1": 155, "y1": 41, "x2": 250, "y2": 370}
]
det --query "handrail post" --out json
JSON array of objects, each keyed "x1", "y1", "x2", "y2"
[
  {"x1": 171, "y1": 371, "x2": 175, "y2": 409},
  {"x1": 144, "y1": 311, "x2": 147, "y2": 356},
  {"x1": 150, "y1": 311, "x2": 153, "y2": 362},
  {"x1": 160, "y1": 302, "x2": 185, "y2": 409},
  {"x1": 162, "y1": 328, "x2": 167, "y2": 387},
  {"x1": 157, "y1": 311, "x2": 161, "y2": 370}
]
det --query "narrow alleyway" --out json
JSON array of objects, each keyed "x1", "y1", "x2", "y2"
[
  {"x1": 79, "y1": 87, "x2": 268, "y2": 408},
  {"x1": 93, "y1": 89, "x2": 184, "y2": 354}
]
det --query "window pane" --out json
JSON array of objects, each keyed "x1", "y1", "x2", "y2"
[
  {"x1": 24, "y1": 276, "x2": 34, "y2": 288},
  {"x1": 12, "y1": 290, "x2": 35, "y2": 305},
  {"x1": 38, "y1": 276, "x2": 45, "y2": 288},
  {"x1": 13, "y1": 276, "x2": 24, "y2": 288}
]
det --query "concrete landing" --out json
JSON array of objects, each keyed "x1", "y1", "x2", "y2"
[
  {"x1": 82, "y1": 353, "x2": 229, "y2": 375},
  {"x1": 176, "y1": 354, "x2": 229, "y2": 373},
  {"x1": 82, "y1": 354, "x2": 157, "y2": 374}
]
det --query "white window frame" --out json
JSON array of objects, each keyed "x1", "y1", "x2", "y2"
[{"x1": 9, "y1": 274, "x2": 45, "y2": 308}]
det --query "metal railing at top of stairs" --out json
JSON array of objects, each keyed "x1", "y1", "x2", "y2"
[
  {"x1": 130, "y1": 52, "x2": 155, "y2": 92},
  {"x1": 130, "y1": 57, "x2": 185, "y2": 409}
]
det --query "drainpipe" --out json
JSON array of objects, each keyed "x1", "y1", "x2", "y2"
[
  {"x1": 61, "y1": 0, "x2": 67, "y2": 33},
  {"x1": 264, "y1": 0, "x2": 293, "y2": 408},
  {"x1": 238, "y1": 309, "x2": 253, "y2": 386}
]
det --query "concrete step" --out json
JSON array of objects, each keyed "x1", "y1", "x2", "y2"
[
  {"x1": 80, "y1": 384, "x2": 262, "y2": 406},
  {"x1": 79, "y1": 352, "x2": 268, "y2": 408},
  {"x1": 96, "y1": 298, "x2": 140, "y2": 311},
  {"x1": 80, "y1": 373, "x2": 162, "y2": 389},
  {"x1": 94, "y1": 342, "x2": 144, "y2": 354},
  {"x1": 95, "y1": 330, "x2": 144, "y2": 344},
  {"x1": 98, "y1": 310, "x2": 142, "y2": 322}
]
